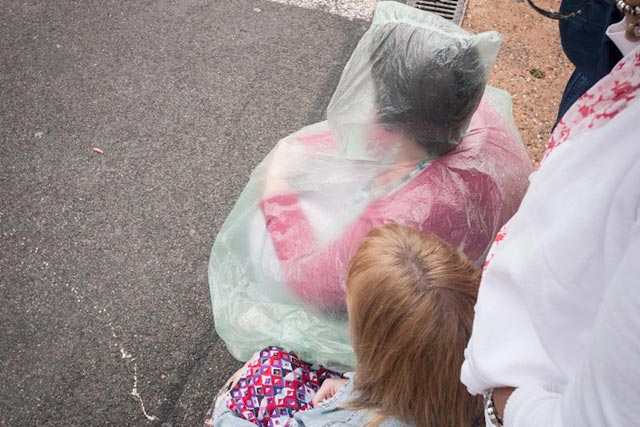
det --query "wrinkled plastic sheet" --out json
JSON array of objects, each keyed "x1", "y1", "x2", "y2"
[{"x1": 209, "y1": 2, "x2": 533, "y2": 369}]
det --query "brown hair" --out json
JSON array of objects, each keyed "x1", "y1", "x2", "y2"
[{"x1": 346, "y1": 224, "x2": 482, "y2": 427}]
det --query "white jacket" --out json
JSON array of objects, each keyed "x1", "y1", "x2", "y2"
[{"x1": 461, "y1": 42, "x2": 640, "y2": 426}]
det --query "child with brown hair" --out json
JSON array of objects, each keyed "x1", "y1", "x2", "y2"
[{"x1": 207, "y1": 224, "x2": 482, "y2": 427}]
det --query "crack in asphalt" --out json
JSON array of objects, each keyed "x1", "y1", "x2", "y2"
[{"x1": 155, "y1": 325, "x2": 219, "y2": 426}]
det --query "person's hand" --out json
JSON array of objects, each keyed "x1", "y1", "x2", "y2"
[
  {"x1": 493, "y1": 387, "x2": 516, "y2": 420},
  {"x1": 262, "y1": 141, "x2": 303, "y2": 197},
  {"x1": 311, "y1": 378, "x2": 348, "y2": 407}
]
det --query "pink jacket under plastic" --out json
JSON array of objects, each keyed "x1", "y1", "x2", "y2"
[{"x1": 260, "y1": 99, "x2": 532, "y2": 309}]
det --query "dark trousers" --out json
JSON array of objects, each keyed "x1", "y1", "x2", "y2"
[{"x1": 555, "y1": 0, "x2": 624, "y2": 123}]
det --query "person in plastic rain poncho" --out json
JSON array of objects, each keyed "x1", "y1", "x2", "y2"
[{"x1": 209, "y1": 2, "x2": 533, "y2": 368}]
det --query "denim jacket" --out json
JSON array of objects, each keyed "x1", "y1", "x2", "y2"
[{"x1": 213, "y1": 377, "x2": 413, "y2": 427}]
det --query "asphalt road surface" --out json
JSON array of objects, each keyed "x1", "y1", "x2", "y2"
[{"x1": 0, "y1": 0, "x2": 369, "y2": 425}]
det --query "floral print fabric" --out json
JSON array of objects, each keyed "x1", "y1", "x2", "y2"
[{"x1": 205, "y1": 347, "x2": 343, "y2": 427}]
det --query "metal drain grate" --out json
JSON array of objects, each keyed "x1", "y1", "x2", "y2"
[{"x1": 405, "y1": 0, "x2": 466, "y2": 24}]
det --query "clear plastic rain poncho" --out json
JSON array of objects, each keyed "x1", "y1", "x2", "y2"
[{"x1": 209, "y1": 1, "x2": 533, "y2": 369}]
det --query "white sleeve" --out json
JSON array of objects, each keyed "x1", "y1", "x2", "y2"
[{"x1": 504, "y1": 219, "x2": 640, "y2": 427}]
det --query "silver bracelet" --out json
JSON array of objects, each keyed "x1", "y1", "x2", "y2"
[{"x1": 483, "y1": 389, "x2": 504, "y2": 427}]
